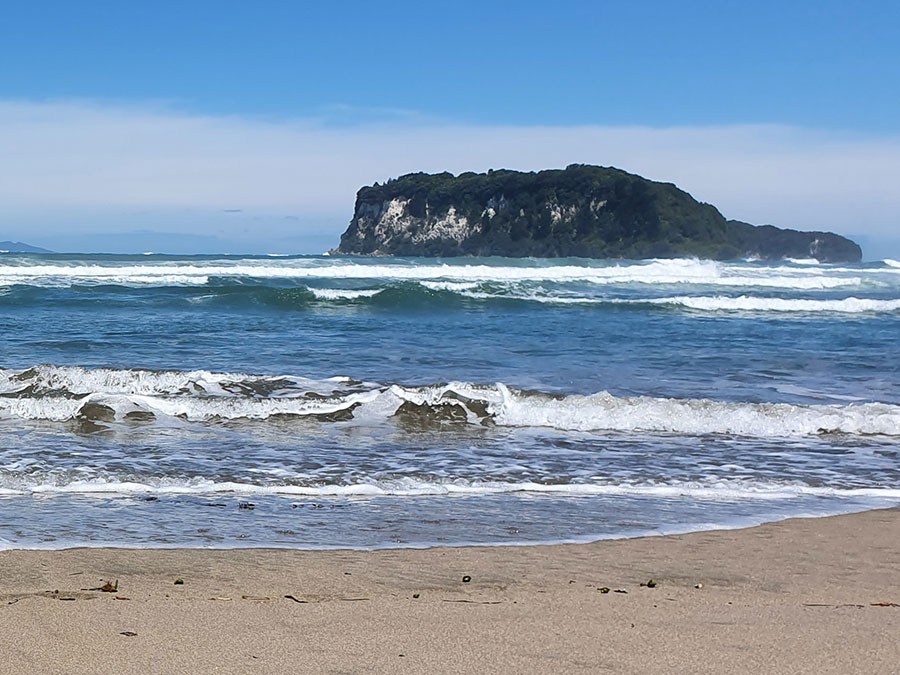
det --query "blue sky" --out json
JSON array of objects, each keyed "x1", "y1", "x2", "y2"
[{"x1": 1, "y1": 1, "x2": 899, "y2": 255}]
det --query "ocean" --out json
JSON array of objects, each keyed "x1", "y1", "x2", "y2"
[{"x1": 0, "y1": 253, "x2": 898, "y2": 549}]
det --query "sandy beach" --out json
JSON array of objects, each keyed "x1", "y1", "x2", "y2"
[{"x1": 0, "y1": 508, "x2": 896, "y2": 674}]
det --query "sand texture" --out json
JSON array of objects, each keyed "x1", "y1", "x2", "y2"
[{"x1": 0, "y1": 508, "x2": 898, "y2": 674}]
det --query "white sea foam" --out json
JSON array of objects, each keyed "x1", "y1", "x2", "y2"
[
  {"x1": 308, "y1": 288, "x2": 382, "y2": 300},
  {"x1": 0, "y1": 273, "x2": 216, "y2": 287},
  {"x1": 2, "y1": 475, "x2": 899, "y2": 501},
  {"x1": 0, "y1": 397, "x2": 86, "y2": 422},
  {"x1": 487, "y1": 384, "x2": 900, "y2": 436},
  {"x1": 1, "y1": 367, "x2": 898, "y2": 437},
  {"x1": 0, "y1": 364, "x2": 355, "y2": 398},
  {"x1": 642, "y1": 295, "x2": 900, "y2": 314},
  {"x1": 885, "y1": 259, "x2": 900, "y2": 268},
  {"x1": 0, "y1": 259, "x2": 866, "y2": 290},
  {"x1": 130, "y1": 390, "x2": 381, "y2": 420},
  {"x1": 419, "y1": 280, "x2": 482, "y2": 292},
  {"x1": 454, "y1": 291, "x2": 900, "y2": 314},
  {"x1": 0, "y1": 392, "x2": 369, "y2": 422}
]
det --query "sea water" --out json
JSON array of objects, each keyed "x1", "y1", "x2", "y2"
[{"x1": 0, "y1": 253, "x2": 897, "y2": 548}]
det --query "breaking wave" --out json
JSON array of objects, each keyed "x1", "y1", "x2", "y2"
[
  {"x1": 3, "y1": 257, "x2": 898, "y2": 317},
  {"x1": 634, "y1": 295, "x2": 900, "y2": 314},
  {"x1": 0, "y1": 258, "x2": 869, "y2": 290},
  {"x1": 308, "y1": 288, "x2": 383, "y2": 300},
  {"x1": 4, "y1": 280, "x2": 899, "y2": 317},
  {"x1": 451, "y1": 291, "x2": 900, "y2": 314},
  {"x1": 1, "y1": 365, "x2": 898, "y2": 437}
]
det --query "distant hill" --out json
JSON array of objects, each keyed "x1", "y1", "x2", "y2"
[
  {"x1": 0, "y1": 241, "x2": 52, "y2": 253},
  {"x1": 334, "y1": 165, "x2": 862, "y2": 262}
]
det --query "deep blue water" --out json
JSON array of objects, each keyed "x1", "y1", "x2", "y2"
[{"x1": 0, "y1": 253, "x2": 898, "y2": 548}]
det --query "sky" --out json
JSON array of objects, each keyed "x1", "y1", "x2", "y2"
[{"x1": 1, "y1": 0, "x2": 898, "y2": 256}]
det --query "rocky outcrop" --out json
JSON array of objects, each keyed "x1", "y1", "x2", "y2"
[{"x1": 333, "y1": 165, "x2": 862, "y2": 262}]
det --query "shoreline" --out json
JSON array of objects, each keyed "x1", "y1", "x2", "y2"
[
  {"x1": 1, "y1": 508, "x2": 898, "y2": 673},
  {"x1": 0, "y1": 502, "x2": 892, "y2": 553}
]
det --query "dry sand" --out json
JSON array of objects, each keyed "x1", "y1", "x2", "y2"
[{"x1": 0, "y1": 508, "x2": 898, "y2": 674}]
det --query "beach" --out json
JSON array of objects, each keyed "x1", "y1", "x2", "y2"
[{"x1": 1, "y1": 507, "x2": 897, "y2": 674}]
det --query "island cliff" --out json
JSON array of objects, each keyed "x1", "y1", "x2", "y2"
[{"x1": 333, "y1": 165, "x2": 862, "y2": 262}]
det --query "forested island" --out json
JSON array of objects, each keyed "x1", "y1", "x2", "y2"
[{"x1": 333, "y1": 165, "x2": 861, "y2": 262}]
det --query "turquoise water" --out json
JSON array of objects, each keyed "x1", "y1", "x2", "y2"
[{"x1": 0, "y1": 253, "x2": 898, "y2": 548}]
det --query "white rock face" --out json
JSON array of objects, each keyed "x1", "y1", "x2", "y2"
[
  {"x1": 547, "y1": 202, "x2": 578, "y2": 225},
  {"x1": 809, "y1": 238, "x2": 823, "y2": 256},
  {"x1": 372, "y1": 198, "x2": 413, "y2": 244},
  {"x1": 351, "y1": 198, "x2": 482, "y2": 252},
  {"x1": 415, "y1": 206, "x2": 478, "y2": 244},
  {"x1": 589, "y1": 199, "x2": 608, "y2": 214},
  {"x1": 348, "y1": 192, "x2": 601, "y2": 253}
]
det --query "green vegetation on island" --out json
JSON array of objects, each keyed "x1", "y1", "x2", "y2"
[{"x1": 334, "y1": 165, "x2": 861, "y2": 262}]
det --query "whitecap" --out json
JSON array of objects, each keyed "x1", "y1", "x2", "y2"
[
  {"x1": 308, "y1": 288, "x2": 382, "y2": 300},
  {"x1": 642, "y1": 295, "x2": 900, "y2": 314},
  {"x1": 0, "y1": 258, "x2": 867, "y2": 290},
  {"x1": 454, "y1": 292, "x2": 900, "y2": 314}
]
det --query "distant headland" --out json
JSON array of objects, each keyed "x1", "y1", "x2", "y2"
[
  {"x1": 333, "y1": 165, "x2": 862, "y2": 262},
  {"x1": 0, "y1": 241, "x2": 52, "y2": 253}
]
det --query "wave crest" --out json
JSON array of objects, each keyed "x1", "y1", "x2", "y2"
[
  {"x1": 639, "y1": 295, "x2": 900, "y2": 314},
  {"x1": 0, "y1": 258, "x2": 870, "y2": 290},
  {"x1": 1, "y1": 365, "x2": 898, "y2": 437}
]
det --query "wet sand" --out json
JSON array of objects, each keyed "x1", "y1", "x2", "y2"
[{"x1": 0, "y1": 508, "x2": 898, "y2": 674}]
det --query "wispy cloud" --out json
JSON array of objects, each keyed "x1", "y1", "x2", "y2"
[{"x1": 1, "y1": 99, "x2": 898, "y2": 245}]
